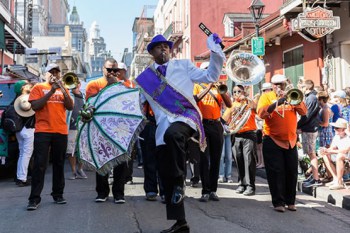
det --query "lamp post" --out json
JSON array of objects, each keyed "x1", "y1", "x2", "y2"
[{"x1": 249, "y1": 0, "x2": 265, "y2": 38}]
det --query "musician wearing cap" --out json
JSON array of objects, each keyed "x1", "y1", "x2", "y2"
[
  {"x1": 320, "y1": 118, "x2": 350, "y2": 190},
  {"x1": 135, "y1": 33, "x2": 225, "y2": 233},
  {"x1": 222, "y1": 85, "x2": 257, "y2": 196},
  {"x1": 26, "y1": 63, "x2": 73, "y2": 211},
  {"x1": 257, "y1": 74, "x2": 307, "y2": 212}
]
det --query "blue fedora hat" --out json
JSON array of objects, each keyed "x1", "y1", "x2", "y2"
[{"x1": 147, "y1": 35, "x2": 173, "y2": 52}]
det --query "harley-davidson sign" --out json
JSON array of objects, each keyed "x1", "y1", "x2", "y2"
[{"x1": 291, "y1": 6, "x2": 340, "y2": 38}]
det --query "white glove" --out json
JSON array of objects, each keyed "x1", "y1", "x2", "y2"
[{"x1": 206, "y1": 34, "x2": 225, "y2": 59}]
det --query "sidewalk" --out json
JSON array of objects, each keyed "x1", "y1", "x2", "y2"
[{"x1": 256, "y1": 167, "x2": 350, "y2": 210}]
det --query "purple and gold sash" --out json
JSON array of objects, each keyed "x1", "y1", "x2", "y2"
[{"x1": 136, "y1": 66, "x2": 206, "y2": 151}]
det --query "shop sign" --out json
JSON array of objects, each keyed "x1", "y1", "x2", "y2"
[{"x1": 291, "y1": 6, "x2": 340, "y2": 38}]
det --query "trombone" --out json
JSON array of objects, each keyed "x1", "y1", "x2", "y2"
[
  {"x1": 214, "y1": 83, "x2": 228, "y2": 95},
  {"x1": 275, "y1": 85, "x2": 304, "y2": 118}
]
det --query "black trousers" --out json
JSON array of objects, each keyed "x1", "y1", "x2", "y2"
[
  {"x1": 140, "y1": 121, "x2": 164, "y2": 196},
  {"x1": 157, "y1": 122, "x2": 194, "y2": 220},
  {"x1": 200, "y1": 121, "x2": 224, "y2": 194},
  {"x1": 233, "y1": 131, "x2": 257, "y2": 189},
  {"x1": 95, "y1": 162, "x2": 128, "y2": 199},
  {"x1": 29, "y1": 133, "x2": 67, "y2": 203},
  {"x1": 263, "y1": 136, "x2": 298, "y2": 207}
]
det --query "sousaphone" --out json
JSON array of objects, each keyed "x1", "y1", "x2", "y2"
[{"x1": 224, "y1": 51, "x2": 266, "y2": 133}]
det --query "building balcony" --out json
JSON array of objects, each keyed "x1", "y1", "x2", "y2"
[
  {"x1": 4, "y1": 15, "x2": 32, "y2": 54},
  {"x1": 0, "y1": 0, "x2": 11, "y2": 23},
  {"x1": 163, "y1": 21, "x2": 183, "y2": 43}
]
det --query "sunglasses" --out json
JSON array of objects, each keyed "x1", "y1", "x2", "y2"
[
  {"x1": 334, "y1": 127, "x2": 345, "y2": 130},
  {"x1": 233, "y1": 90, "x2": 242, "y2": 94},
  {"x1": 262, "y1": 89, "x2": 271, "y2": 92},
  {"x1": 105, "y1": 67, "x2": 120, "y2": 73}
]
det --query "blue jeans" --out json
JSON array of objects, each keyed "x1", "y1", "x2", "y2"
[{"x1": 219, "y1": 135, "x2": 232, "y2": 178}]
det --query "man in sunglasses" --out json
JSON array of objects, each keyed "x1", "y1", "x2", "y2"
[
  {"x1": 257, "y1": 74, "x2": 307, "y2": 213},
  {"x1": 222, "y1": 85, "x2": 257, "y2": 196},
  {"x1": 135, "y1": 34, "x2": 225, "y2": 233},
  {"x1": 85, "y1": 58, "x2": 132, "y2": 204}
]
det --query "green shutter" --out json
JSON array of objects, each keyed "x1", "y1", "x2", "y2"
[{"x1": 0, "y1": 20, "x2": 5, "y2": 50}]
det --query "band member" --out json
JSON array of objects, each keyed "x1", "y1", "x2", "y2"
[
  {"x1": 85, "y1": 58, "x2": 134, "y2": 204},
  {"x1": 135, "y1": 34, "x2": 225, "y2": 233},
  {"x1": 27, "y1": 63, "x2": 73, "y2": 210},
  {"x1": 223, "y1": 85, "x2": 257, "y2": 196},
  {"x1": 194, "y1": 62, "x2": 232, "y2": 202},
  {"x1": 257, "y1": 74, "x2": 307, "y2": 212}
]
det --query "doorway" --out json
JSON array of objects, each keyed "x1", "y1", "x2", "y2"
[{"x1": 283, "y1": 46, "x2": 304, "y2": 88}]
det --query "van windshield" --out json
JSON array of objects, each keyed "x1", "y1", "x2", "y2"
[{"x1": 0, "y1": 83, "x2": 16, "y2": 108}]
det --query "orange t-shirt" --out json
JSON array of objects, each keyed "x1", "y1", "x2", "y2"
[
  {"x1": 29, "y1": 82, "x2": 68, "y2": 134},
  {"x1": 257, "y1": 91, "x2": 307, "y2": 149},
  {"x1": 222, "y1": 100, "x2": 257, "y2": 133},
  {"x1": 193, "y1": 84, "x2": 222, "y2": 120},
  {"x1": 85, "y1": 77, "x2": 135, "y2": 99}
]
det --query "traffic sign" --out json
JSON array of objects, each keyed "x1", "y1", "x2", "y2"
[{"x1": 251, "y1": 37, "x2": 265, "y2": 56}]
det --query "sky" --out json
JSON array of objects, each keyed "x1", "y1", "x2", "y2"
[{"x1": 68, "y1": 0, "x2": 159, "y2": 61}]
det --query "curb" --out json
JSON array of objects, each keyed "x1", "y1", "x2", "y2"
[{"x1": 255, "y1": 168, "x2": 350, "y2": 210}]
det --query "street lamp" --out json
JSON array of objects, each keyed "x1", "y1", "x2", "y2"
[{"x1": 249, "y1": 0, "x2": 265, "y2": 37}]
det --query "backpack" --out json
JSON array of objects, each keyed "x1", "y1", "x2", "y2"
[{"x1": 1, "y1": 105, "x2": 24, "y2": 133}]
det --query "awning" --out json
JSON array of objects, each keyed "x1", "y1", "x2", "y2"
[{"x1": 6, "y1": 65, "x2": 41, "y2": 82}]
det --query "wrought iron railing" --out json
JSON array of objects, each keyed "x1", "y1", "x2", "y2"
[{"x1": 9, "y1": 15, "x2": 32, "y2": 46}]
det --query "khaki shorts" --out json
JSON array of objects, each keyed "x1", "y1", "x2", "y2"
[
  {"x1": 301, "y1": 132, "x2": 318, "y2": 155},
  {"x1": 66, "y1": 130, "x2": 78, "y2": 155}
]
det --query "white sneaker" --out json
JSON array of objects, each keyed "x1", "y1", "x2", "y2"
[
  {"x1": 329, "y1": 183, "x2": 345, "y2": 190},
  {"x1": 77, "y1": 169, "x2": 88, "y2": 179}
]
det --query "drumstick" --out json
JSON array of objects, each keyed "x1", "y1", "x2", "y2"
[{"x1": 198, "y1": 22, "x2": 225, "y2": 49}]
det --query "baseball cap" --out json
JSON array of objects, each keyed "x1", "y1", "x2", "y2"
[
  {"x1": 332, "y1": 90, "x2": 346, "y2": 99},
  {"x1": 45, "y1": 63, "x2": 60, "y2": 73},
  {"x1": 117, "y1": 62, "x2": 127, "y2": 71},
  {"x1": 14, "y1": 80, "x2": 28, "y2": 95},
  {"x1": 271, "y1": 74, "x2": 287, "y2": 84},
  {"x1": 261, "y1": 82, "x2": 272, "y2": 91}
]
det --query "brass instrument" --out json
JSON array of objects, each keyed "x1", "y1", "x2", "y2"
[
  {"x1": 62, "y1": 72, "x2": 79, "y2": 89},
  {"x1": 214, "y1": 83, "x2": 228, "y2": 95},
  {"x1": 223, "y1": 97, "x2": 252, "y2": 134},
  {"x1": 286, "y1": 88, "x2": 303, "y2": 105},
  {"x1": 224, "y1": 51, "x2": 266, "y2": 133},
  {"x1": 274, "y1": 84, "x2": 304, "y2": 118}
]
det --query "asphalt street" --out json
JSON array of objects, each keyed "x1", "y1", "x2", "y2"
[{"x1": 1, "y1": 161, "x2": 350, "y2": 233}]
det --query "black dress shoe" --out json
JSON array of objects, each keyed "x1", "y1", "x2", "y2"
[
  {"x1": 160, "y1": 222, "x2": 190, "y2": 233},
  {"x1": 171, "y1": 186, "x2": 185, "y2": 205}
]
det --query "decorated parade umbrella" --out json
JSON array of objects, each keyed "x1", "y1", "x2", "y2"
[{"x1": 76, "y1": 83, "x2": 145, "y2": 175}]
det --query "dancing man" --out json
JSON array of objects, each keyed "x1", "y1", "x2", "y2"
[{"x1": 135, "y1": 34, "x2": 225, "y2": 233}]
